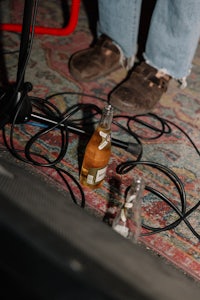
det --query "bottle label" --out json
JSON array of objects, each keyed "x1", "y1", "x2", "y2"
[
  {"x1": 86, "y1": 166, "x2": 107, "y2": 185},
  {"x1": 98, "y1": 131, "x2": 111, "y2": 150},
  {"x1": 113, "y1": 224, "x2": 129, "y2": 238}
]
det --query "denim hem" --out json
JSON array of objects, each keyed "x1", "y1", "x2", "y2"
[{"x1": 144, "y1": 54, "x2": 191, "y2": 88}]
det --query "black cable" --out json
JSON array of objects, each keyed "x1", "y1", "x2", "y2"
[
  {"x1": 127, "y1": 113, "x2": 171, "y2": 140},
  {"x1": 162, "y1": 117, "x2": 200, "y2": 157},
  {"x1": 54, "y1": 165, "x2": 86, "y2": 208},
  {"x1": 45, "y1": 91, "x2": 108, "y2": 103},
  {"x1": 143, "y1": 185, "x2": 200, "y2": 239},
  {"x1": 114, "y1": 115, "x2": 200, "y2": 240},
  {"x1": 4, "y1": 88, "x2": 200, "y2": 238},
  {"x1": 0, "y1": 49, "x2": 19, "y2": 55}
]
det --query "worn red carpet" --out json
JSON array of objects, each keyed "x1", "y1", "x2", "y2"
[{"x1": 1, "y1": 0, "x2": 200, "y2": 282}]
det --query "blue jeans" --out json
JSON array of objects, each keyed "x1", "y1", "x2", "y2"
[{"x1": 98, "y1": 0, "x2": 200, "y2": 79}]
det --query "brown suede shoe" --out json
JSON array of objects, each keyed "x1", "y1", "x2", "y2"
[
  {"x1": 69, "y1": 35, "x2": 121, "y2": 82},
  {"x1": 109, "y1": 62, "x2": 171, "y2": 114}
]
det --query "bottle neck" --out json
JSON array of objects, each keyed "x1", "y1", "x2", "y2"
[{"x1": 98, "y1": 104, "x2": 113, "y2": 131}]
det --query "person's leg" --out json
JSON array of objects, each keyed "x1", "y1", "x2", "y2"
[
  {"x1": 110, "y1": 0, "x2": 200, "y2": 114},
  {"x1": 144, "y1": 0, "x2": 200, "y2": 81},
  {"x1": 98, "y1": 0, "x2": 142, "y2": 60},
  {"x1": 69, "y1": 0, "x2": 142, "y2": 81}
]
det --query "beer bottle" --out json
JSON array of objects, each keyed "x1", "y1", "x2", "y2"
[{"x1": 80, "y1": 104, "x2": 113, "y2": 189}]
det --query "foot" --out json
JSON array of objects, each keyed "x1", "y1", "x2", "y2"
[
  {"x1": 109, "y1": 62, "x2": 171, "y2": 114},
  {"x1": 69, "y1": 35, "x2": 122, "y2": 82}
]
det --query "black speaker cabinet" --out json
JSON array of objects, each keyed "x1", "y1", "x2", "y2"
[{"x1": 0, "y1": 152, "x2": 199, "y2": 300}]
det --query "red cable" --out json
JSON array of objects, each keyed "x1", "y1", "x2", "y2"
[{"x1": 0, "y1": 0, "x2": 80, "y2": 36}]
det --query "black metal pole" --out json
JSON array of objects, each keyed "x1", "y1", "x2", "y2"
[
  {"x1": 30, "y1": 112, "x2": 142, "y2": 156},
  {"x1": 16, "y1": 0, "x2": 35, "y2": 89},
  {"x1": 0, "y1": 0, "x2": 36, "y2": 128}
]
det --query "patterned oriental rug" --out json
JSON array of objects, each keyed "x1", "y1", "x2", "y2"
[{"x1": 1, "y1": 0, "x2": 200, "y2": 282}]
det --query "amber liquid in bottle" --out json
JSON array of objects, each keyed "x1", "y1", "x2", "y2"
[{"x1": 80, "y1": 105, "x2": 113, "y2": 189}]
